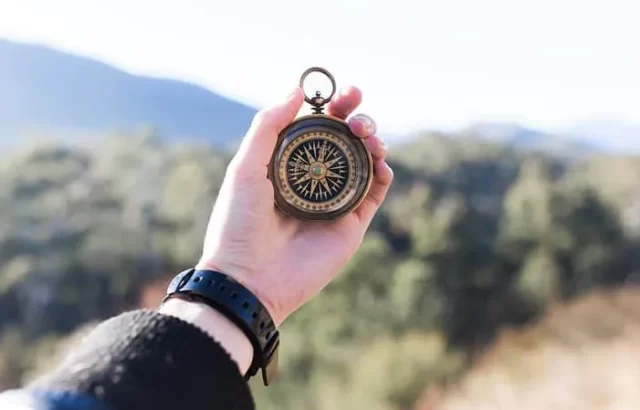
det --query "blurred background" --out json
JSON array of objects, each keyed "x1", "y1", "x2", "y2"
[{"x1": 1, "y1": 0, "x2": 639, "y2": 409}]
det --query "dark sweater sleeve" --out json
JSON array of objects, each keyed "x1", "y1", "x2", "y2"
[{"x1": 21, "y1": 309, "x2": 256, "y2": 410}]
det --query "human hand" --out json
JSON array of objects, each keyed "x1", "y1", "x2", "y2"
[{"x1": 195, "y1": 85, "x2": 393, "y2": 326}]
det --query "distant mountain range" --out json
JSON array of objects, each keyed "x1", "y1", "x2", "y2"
[
  {"x1": 0, "y1": 38, "x2": 637, "y2": 155},
  {"x1": 0, "y1": 38, "x2": 257, "y2": 148},
  {"x1": 563, "y1": 120, "x2": 640, "y2": 153},
  {"x1": 460, "y1": 120, "x2": 640, "y2": 156},
  {"x1": 459, "y1": 122, "x2": 598, "y2": 157}
]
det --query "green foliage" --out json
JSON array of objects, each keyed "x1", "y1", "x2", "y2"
[
  {"x1": 1, "y1": 129, "x2": 639, "y2": 409},
  {"x1": 514, "y1": 246, "x2": 562, "y2": 309}
]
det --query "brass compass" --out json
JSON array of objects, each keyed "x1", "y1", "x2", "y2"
[{"x1": 268, "y1": 67, "x2": 373, "y2": 221}]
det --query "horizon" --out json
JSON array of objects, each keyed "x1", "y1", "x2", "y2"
[{"x1": 0, "y1": 0, "x2": 638, "y2": 138}]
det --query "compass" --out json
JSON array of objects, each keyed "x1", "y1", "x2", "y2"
[{"x1": 268, "y1": 67, "x2": 373, "y2": 221}]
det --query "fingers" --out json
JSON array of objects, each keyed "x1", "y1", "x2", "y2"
[
  {"x1": 348, "y1": 114, "x2": 377, "y2": 139},
  {"x1": 362, "y1": 134, "x2": 389, "y2": 160},
  {"x1": 327, "y1": 86, "x2": 362, "y2": 119},
  {"x1": 348, "y1": 114, "x2": 388, "y2": 159},
  {"x1": 347, "y1": 113, "x2": 393, "y2": 224},
  {"x1": 233, "y1": 87, "x2": 304, "y2": 173},
  {"x1": 355, "y1": 159, "x2": 394, "y2": 225}
]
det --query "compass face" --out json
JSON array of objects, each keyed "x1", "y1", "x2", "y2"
[
  {"x1": 275, "y1": 130, "x2": 365, "y2": 216},
  {"x1": 285, "y1": 135, "x2": 351, "y2": 203}
]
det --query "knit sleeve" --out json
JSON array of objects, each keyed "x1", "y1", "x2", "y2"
[{"x1": 21, "y1": 309, "x2": 256, "y2": 410}]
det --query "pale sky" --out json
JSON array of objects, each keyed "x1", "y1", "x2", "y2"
[{"x1": 0, "y1": 0, "x2": 638, "y2": 136}]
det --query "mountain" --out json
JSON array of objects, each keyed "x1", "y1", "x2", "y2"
[
  {"x1": 0, "y1": 38, "x2": 257, "y2": 147},
  {"x1": 564, "y1": 120, "x2": 640, "y2": 154},
  {"x1": 460, "y1": 122, "x2": 598, "y2": 157},
  {"x1": 2, "y1": 38, "x2": 636, "y2": 155}
]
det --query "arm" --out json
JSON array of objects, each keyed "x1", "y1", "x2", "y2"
[
  {"x1": 0, "y1": 85, "x2": 391, "y2": 410},
  {"x1": 0, "y1": 304, "x2": 255, "y2": 410}
]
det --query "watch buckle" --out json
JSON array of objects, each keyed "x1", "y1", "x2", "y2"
[{"x1": 261, "y1": 339, "x2": 280, "y2": 386}]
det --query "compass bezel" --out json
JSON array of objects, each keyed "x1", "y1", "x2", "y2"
[{"x1": 268, "y1": 115, "x2": 373, "y2": 221}]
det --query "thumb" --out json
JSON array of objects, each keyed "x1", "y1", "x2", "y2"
[{"x1": 234, "y1": 87, "x2": 304, "y2": 172}]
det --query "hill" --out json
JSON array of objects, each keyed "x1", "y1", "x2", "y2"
[
  {"x1": 3, "y1": 38, "x2": 639, "y2": 156},
  {"x1": 459, "y1": 122, "x2": 598, "y2": 157},
  {"x1": 564, "y1": 119, "x2": 640, "y2": 153},
  {"x1": 0, "y1": 38, "x2": 257, "y2": 147}
]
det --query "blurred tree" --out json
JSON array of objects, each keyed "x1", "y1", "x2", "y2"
[
  {"x1": 500, "y1": 158, "x2": 555, "y2": 247},
  {"x1": 512, "y1": 246, "x2": 562, "y2": 311},
  {"x1": 0, "y1": 129, "x2": 639, "y2": 410}
]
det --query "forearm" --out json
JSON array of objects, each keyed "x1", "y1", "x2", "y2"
[{"x1": 4, "y1": 308, "x2": 255, "y2": 410}]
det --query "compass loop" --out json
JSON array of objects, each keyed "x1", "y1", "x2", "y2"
[{"x1": 299, "y1": 67, "x2": 337, "y2": 112}]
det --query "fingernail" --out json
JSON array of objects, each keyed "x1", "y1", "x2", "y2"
[{"x1": 353, "y1": 114, "x2": 377, "y2": 136}]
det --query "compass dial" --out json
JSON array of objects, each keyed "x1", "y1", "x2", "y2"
[
  {"x1": 269, "y1": 68, "x2": 373, "y2": 221},
  {"x1": 275, "y1": 130, "x2": 364, "y2": 216}
]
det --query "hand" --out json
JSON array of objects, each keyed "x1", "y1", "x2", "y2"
[{"x1": 195, "y1": 86, "x2": 393, "y2": 326}]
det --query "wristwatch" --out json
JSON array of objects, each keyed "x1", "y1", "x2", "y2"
[{"x1": 163, "y1": 268, "x2": 280, "y2": 386}]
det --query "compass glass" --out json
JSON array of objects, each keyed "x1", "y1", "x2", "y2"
[
  {"x1": 286, "y1": 137, "x2": 349, "y2": 203},
  {"x1": 276, "y1": 130, "x2": 364, "y2": 215}
]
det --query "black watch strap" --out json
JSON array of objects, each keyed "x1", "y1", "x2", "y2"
[{"x1": 163, "y1": 268, "x2": 280, "y2": 386}]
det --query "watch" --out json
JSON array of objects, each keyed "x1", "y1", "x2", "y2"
[{"x1": 163, "y1": 268, "x2": 280, "y2": 386}]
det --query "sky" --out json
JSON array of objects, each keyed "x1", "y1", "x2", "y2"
[{"x1": 0, "y1": 0, "x2": 638, "y2": 136}]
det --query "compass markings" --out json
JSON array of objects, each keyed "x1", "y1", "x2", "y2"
[
  {"x1": 320, "y1": 178, "x2": 332, "y2": 194},
  {"x1": 328, "y1": 178, "x2": 342, "y2": 191},
  {"x1": 325, "y1": 170, "x2": 345, "y2": 180},
  {"x1": 303, "y1": 146, "x2": 315, "y2": 164},
  {"x1": 285, "y1": 136, "x2": 352, "y2": 204},
  {"x1": 293, "y1": 174, "x2": 312, "y2": 186}
]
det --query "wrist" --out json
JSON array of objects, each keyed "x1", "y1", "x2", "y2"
[
  {"x1": 162, "y1": 268, "x2": 281, "y2": 385},
  {"x1": 195, "y1": 259, "x2": 283, "y2": 325},
  {"x1": 158, "y1": 297, "x2": 254, "y2": 375}
]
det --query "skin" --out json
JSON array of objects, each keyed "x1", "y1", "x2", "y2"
[{"x1": 160, "y1": 85, "x2": 393, "y2": 375}]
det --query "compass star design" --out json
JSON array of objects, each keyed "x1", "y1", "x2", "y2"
[
  {"x1": 271, "y1": 123, "x2": 373, "y2": 220},
  {"x1": 286, "y1": 138, "x2": 350, "y2": 204}
]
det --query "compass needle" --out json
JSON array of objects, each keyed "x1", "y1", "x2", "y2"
[
  {"x1": 328, "y1": 178, "x2": 341, "y2": 189},
  {"x1": 318, "y1": 141, "x2": 328, "y2": 162},
  {"x1": 324, "y1": 157, "x2": 341, "y2": 168},
  {"x1": 318, "y1": 177, "x2": 331, "y2": 193},
  {"x1": 303, "y1": 146, "x2": 316, "y2": 164},
  {"x1": 325, "y1": 170, "x2": 345, "y2": 180},
  {"x1": 293, "y1": 153, "x2": 306, "y2": 164},
  {"x1": 293, "y1": 174, "x2": 312, "y2": 186}
]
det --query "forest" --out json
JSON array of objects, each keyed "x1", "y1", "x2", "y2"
[{"x1": 1, "y1": 128, "x2": 639, "y2": 409}]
